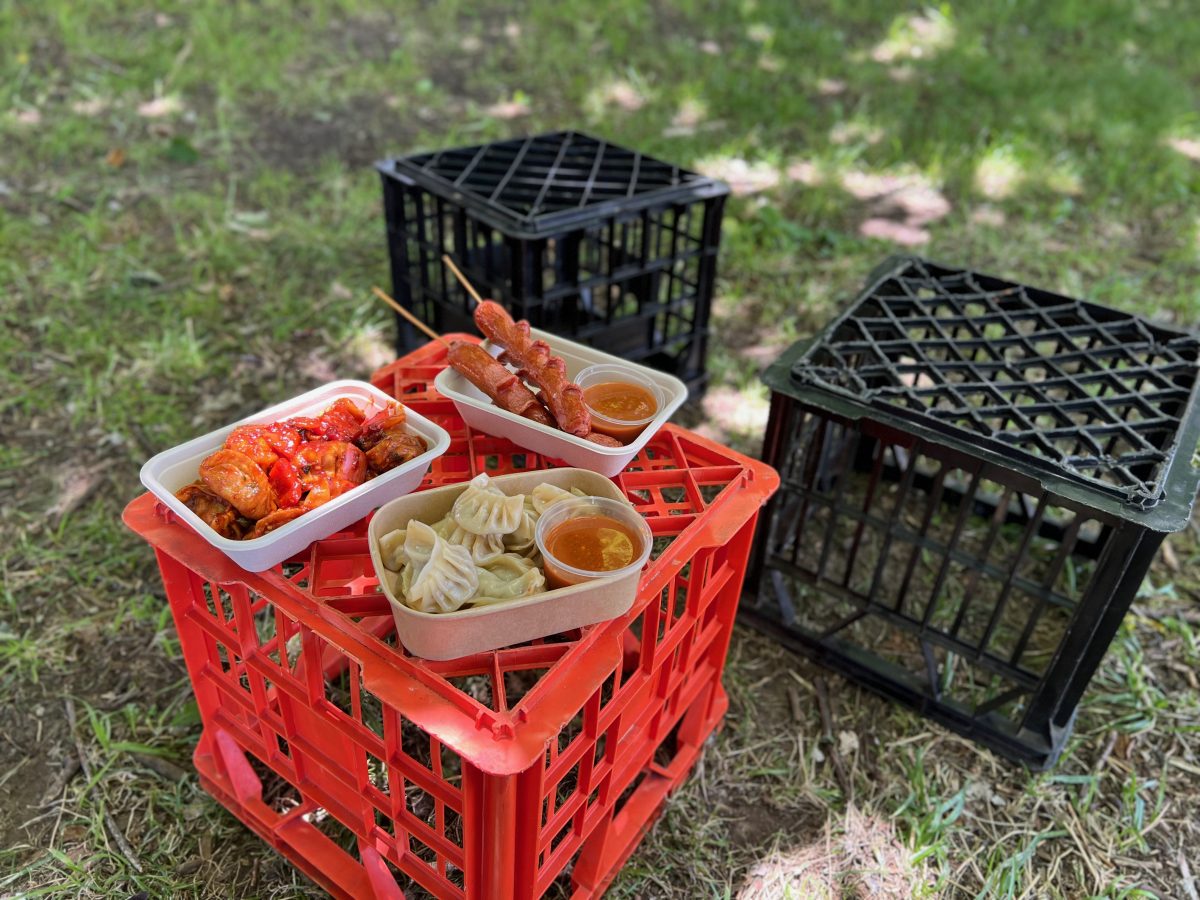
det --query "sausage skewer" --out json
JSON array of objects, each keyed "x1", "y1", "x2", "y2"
[
  {"x1": 373, "y1": 285, "x2": 557, "y2": 428},
  {"x1": 474, "y1": 301, "x2": 593, "y2": 437},
  {"x1": 447, "y1": 341, "x2": 558, "y2": 427},
  {"x1": 381, "y1": 275, "x2": 621, "y2": 447}
]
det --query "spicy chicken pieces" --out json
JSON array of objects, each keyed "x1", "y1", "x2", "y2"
[{"x1": 175, "y1": 398, "x2": 425, "y2": 541}]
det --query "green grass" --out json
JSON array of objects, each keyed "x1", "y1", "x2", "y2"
[{"x1": 3, "y1": 0, "x2": 1200, "y2": 896}]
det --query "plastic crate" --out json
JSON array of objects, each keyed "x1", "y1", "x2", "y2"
[
  {"x1": 377, "y1": 131, "x2": 729, "y2": 390},
  {"x1": 124, "y1": 336, "x2": 778, "y2": 898},
  {"x1": 744, "y1": 256, "x2": 1200, "y2": 769}
]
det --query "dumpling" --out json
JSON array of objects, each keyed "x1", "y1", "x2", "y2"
[
  {"x1": 378, "y1": 520, "x2": 439, "y2": 572},
  {"x1": 445, "y1": 523, "x2": 506, "y2": 563},
  {"x1": 377, "y1": 528, "x2": 408, "y2": 571},
  {"x1": 472, "y1": 553, "x2": 546, "y2": 606},
  {"x1": 402, "y1": 520, "x2": 438, "y2": 570},
  {"x1": 503, "y1": 497, "x2": 539, "y2": 558},
  {"x1": 451, "y1": 473, "x2": 524, "y2": 536},
  {"x1": 405, "y1": 531, "x2": 479, "y2": 614},
  {"x1": 530, "y1": 483, "x2": 576, "y2": 516}
]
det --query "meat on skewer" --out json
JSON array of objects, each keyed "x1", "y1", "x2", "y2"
[
  {"x1": 448, "y1": 341, "x2": 556, "y2": 427},
  {"x1": 473, "y1": 301, "x2": 592, "y2": 437}
]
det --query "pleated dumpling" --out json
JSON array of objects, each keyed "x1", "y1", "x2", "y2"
[
  {"x1": 445, "y1": 523, "x2": 506, "y2": 563},
  {"x1": 402, "y1": 520, "x2": 438, "y2": 570},
  {"x1": 377, "y1": 527, "x2": 408, "y2": 571},
  {"x1": 473, "y1": 553, "x2": 546, "y2": 605},
  {"x1": 405, "y1": 529, "x2": 479, "y2": 614},
  {"x1": 530, "y1": 483, "x2": 575, "y2": 516},
  {"x1": 452, "y1": 473, "x2": 525, "y2": 536},
  {"x1": 503, "y1": 496, "x2": 539, "y2": 558}
]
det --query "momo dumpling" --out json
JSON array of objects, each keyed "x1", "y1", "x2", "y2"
[
  {"x1": 503, "y1": 499, "x2": 539, "y2": 558},
  {"x1": 445, "y1": 523, "x2": 506, "y2": 563},
  {"x1": 377, "y1": 527, "x2": 408, "y2": 571},
  {"x1": 405, "y1": 531, "x2": 479, "y2": 613},
  {"x1": 402, "y1": 520, "x2": 438, "y2": 570},
  {"x1": 473, "y1": 553, "x2": 546, "y2": 605},
  {"x1": 530, "y1": 483, "x2": 576, "y2": 516},
  {"x1": 451, "y1": 473, "x2": 524, "y2": 536}
]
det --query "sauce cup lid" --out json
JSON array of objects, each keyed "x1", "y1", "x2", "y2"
[{"x1": 534, "y1": 495, "x2": 654, "y2": 581}]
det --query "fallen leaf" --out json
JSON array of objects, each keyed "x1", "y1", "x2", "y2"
[
  {"x1": 72, "y1": 97, "x2": 109, "y2": 116},
  {"x1": 48, "y1": 467, "x2": 107, "y2": 520},
  {"x1": 138, "y1": 95, "x2": 183, "y2": 118},
  {"x1": 299, "y1": 350, "x2": 339, "y2": 383},
  {"x1": 130, "y1": 269, "x2": 165, "y2": 287},
  {"x1": 817, "y1": 78, "x2": 846, "y2": 96},
  {"x1": 695, "y1": 156, "x2": 779, "y2": 196},
  {"x1": 105, "y1": 147, "x2": 127, "y2": 168},
  {"x1": 218, "y1": 284, "x2": 235, "y2": 302},
  {"x1": 485, "y1": 99, "x2": 530, "y2": 120},
  {"x1": 1161, "y1": 540, "x2": 1181, "y2": 574},
  {"x1": 970, "y1": 205, "x2": 1006, "y2": 227},
  {"x1": 837, "y1": 730, "x2": 859, "y2": 756},
  {"x1": 1167, "y1": 137, "x2": 1200, "y2": 162},
  {"x1": 859, "y1": 217, "x2": 930, "y2": 246},
  {"x1": 13, "y1": 108, "x2": 41, "y2": 126}
]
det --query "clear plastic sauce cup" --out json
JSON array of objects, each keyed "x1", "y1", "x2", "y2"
[
  {"x1": 575, "y1": 364, "x2": 666, "y2": 443},
  {"x1": 535, "y1": 496, "x2": 653, "y2": 590}
]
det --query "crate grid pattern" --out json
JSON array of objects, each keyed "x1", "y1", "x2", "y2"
[
  {"x1": 794, "y1": 257, "x2": 1200, "y2": 507},
  {"x1": 400, "y1": 132, "x2": 699, "y2": 226},
  {"x1": 127, "y1": 336, "x2": 776, "y2": 898},
  {"x1": 379, "y1": 131, "x2": 727, "y2": 387},
  {"x1": 747, "y1": 256, "x2": 1200, "y2": 768}
]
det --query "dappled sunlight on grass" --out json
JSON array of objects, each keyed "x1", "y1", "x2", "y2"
[
  {"x1": 974, "y1": 146, "x2": 1026, "y2": 199},
  {"x1": 1167, "y1": 135, "x2": 1200, "y2": 162},
  {"x1": 868, "y1": 8, "x2": 956, "y2": 65},
  {"x1": 584, "y1": 76, "x2": 649, "y2": 117},
  {"x1": 693, "y1": 384, "x2": 771, "y2": 448},
  {"x1": 738, "y1": 806, "x2": 931, "y2": 900},
  {"x1": 695, "y1": 154, "x2": 780, "y2": 196}
]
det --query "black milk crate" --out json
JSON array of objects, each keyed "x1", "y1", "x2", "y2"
[
  {"x1": 377, "y1": 131, "x2": 729, "y2": 389},
  {"x1": 744, "y1": 256, "x2": 1200, "y2": 769}
]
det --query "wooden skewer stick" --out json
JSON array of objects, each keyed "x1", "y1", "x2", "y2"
[
  {"x1": 372, "y1": 286, "x2": 451, "y2": 348},
  {"x1": 441, "y1": 254, "x2": 485, "y2": 307}
]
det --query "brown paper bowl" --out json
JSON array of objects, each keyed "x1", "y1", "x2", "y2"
[{"x1": 368, "y1": 469, "x2": 640, "y2": 660}]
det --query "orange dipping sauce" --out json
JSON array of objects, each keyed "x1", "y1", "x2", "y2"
[
  {"x1": 542, "y1": 514, "x2": 644, "y2": 589},
  {"x1": 582, "y1": 381, "x2": 659, "y2": 443}
]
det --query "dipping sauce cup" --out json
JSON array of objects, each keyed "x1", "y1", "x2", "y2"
[
  {"x1": 576, "y1": 364, "x2": 665, "y2": 443},
  {"x1": 535, "y1": 496, "x2": 654, "y2": 590}
]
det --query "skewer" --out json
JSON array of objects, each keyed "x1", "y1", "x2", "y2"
[
  {"x1": 441, "y1": 254, "x2": 485, "y2": 307},
  {"x1": 372, "y1": 286, "x2": 451, "y2": 348}
]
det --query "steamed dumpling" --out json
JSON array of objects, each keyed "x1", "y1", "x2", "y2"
[
  {"x1": 445, "y1": 523, "x2": 506, "y2": 563},
  {"x1": 402, "y1": 521, "x2": 438, "y2": 571},
  {"x1": 504, "y1": 497, "x2": 539, "y2": 558},
  {"x1": 472, "y1": 553, "x2": 546, "y2": 606},
  {"x1": 377, "y1": 528, "x2": 408, "y2": 571},
  {"x1": 530, "y1": 483, "x2": 576, "y2": 516},
  {"x1": 405, "y1": 531, "x2": 479, "y2": 613},
  {"x1": 379, "y1": 520, "x2": 439, "y2": 572},
  {"x1": 452, "y1": 473, "x2": 525, "y2": 536}
]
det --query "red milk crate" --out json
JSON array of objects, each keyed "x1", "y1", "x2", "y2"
[{"x1": 124, "y1": 337, "x2": 778, "y2": 899}]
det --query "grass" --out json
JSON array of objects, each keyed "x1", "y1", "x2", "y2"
[{"x1": 3, "y1": 0, "x2": 1200, "y2": 896}]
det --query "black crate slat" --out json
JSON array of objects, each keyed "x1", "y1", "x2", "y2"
[
  {"x1": 783, "y1": 258, "x2": 1200, "y2": 515},
  {"x1": 746, "y1": 257, "x2": 1200, "y2": 769},
  {"x1": 389, "y1": 132, "x2": 720, "y2": 235}
]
